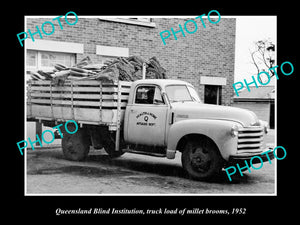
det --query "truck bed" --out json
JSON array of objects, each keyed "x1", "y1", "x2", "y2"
[{"x1": 27, "y1": 80, "x2": 131, "y2": 129}]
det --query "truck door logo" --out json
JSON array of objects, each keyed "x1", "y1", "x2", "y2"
[{"x1": 136, "y1": 111, "x2": 157, "y2": 126}]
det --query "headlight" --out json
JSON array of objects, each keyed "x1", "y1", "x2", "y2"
[{"x1": 231, "y1": 125, "x2": 239, "y2": 137}]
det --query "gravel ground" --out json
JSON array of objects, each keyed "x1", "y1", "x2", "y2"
[{"x1": 26, "y1": 130, "x2": 275, "y2": 195}]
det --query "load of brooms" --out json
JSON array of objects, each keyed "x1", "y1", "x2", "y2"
[{"x1": 29, "y1": 55, "x2": 167, "y2": 85}]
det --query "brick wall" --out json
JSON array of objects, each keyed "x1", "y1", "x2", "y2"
[{"x1": 26, "y1": 17, "x2": 236, "y2": 105}]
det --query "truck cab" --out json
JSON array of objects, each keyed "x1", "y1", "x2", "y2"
[
  {"x1": 124, "y1": 79, "x2": 192, "y2": 147},
  {"x1": 123, "y1": 79, "x2": 274, "y2": 180}
]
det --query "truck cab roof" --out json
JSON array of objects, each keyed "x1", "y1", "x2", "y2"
[{"x1": 132, "y1": 79, "x2": 192, "y2": 89}]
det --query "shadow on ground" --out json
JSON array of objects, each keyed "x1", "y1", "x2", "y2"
[{"x1": 29, "y1": 149, "x2": 250, "y2": 185}]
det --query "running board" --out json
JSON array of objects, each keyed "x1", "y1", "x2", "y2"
[{"x1": 123, "y1": 148, "x2": 166, "y2": 157}]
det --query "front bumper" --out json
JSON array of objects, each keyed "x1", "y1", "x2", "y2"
[{"x1": 228, "y1": 147, "x2": 274, "y2": 165}]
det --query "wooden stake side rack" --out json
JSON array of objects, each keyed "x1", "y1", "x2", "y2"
[{"x1": 26, "y1": 80, "x2": 132, "y2": 130}]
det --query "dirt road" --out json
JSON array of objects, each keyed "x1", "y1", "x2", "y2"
[{"x1": 26, "y1": 130, "x2": 275, "y2": 195}]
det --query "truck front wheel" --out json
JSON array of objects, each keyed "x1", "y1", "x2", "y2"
[
  {"x1": 181, "y1": 136, "x2": 223, "y2": 180},
  {"x1": 62, "y1": 128, "x2": 90, "y2": 161}
]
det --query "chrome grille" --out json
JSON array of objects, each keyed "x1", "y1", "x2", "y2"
[{"x1": 237, "y1": 126, "x2": 264, "y2": 153}]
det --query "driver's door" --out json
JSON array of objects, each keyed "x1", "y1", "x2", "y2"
[{"x1": 125, "y1": 85, "x2": 168, "y2": 146}]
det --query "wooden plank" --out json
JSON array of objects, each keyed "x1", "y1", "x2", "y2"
[
  {"x1": 27, "y1": 82, "x2": 32, "y2": 117},
  {"x1": 115, "y1": 81, "x2": 122, "y2": 151},
  {"x1": 119, "y1": 81, "x2": 132, "y2": 86},
  {"x1": 60, "y1": 80, "x2": 132, "y2": 88},
  {"x1": 99, "y1": 82, "x2": 102, "y2": 122},
  {"x1": 50, "y1": 81, "x2": 54, "y2": 119},
  {"x1": 29, "y1": 104, "x2": 126, "y2": 124},
  {"x1": 30, "y1": 104, "x2": 52, "y2": 118},
  {"x1": 71, "y1": 80, "x2": 114, "y2": 86},
  {"x1": 30, "y1": 99, "x2": 127, "y2": 107},
  {"x1": 31, "y1": 86, "x2": 101, "y2": 92},
  {"x1": 30, "y1": 92, "x2": 129, "y2": 100},
  {"x1": 29, "y1": 80, "x2": 132, "y2": 88},
  {"x1": 71, "y1": 81, "x2": 74, "y2": 120},
  {"x1": 30, "y1": 80, "x2": 52, "y2": 85},
  {"x1": 30, "y1": 80, "x2": 115, "y2": 86},
  {"x1": 75, "y1": 108, "x2": 116, "y2": 123},
  {"x1": 30, "y1": 85, "x2": 130, "y2": 93}
]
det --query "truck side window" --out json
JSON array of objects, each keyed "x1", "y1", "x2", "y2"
[{"x1": 135, "y1": 86, "x2": 164, "y2": 104}]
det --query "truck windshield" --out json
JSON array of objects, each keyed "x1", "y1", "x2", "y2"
[{"x1": 165, "y1": 85, "x2": 201, "y2": 103}]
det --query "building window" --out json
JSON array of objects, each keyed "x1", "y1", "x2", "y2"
[
  {"x1": 26, "y1": 50, "x2": 76, "y2": 76},
  {"x1": 40, "y1": 51, "x2": 75, "y2": 69},
  {"x1": 27, "y1": 50, "x2": 37, "y2": 68},
  {"x1": 204, "y1": 85, "x2": 222, "y2": 105}
]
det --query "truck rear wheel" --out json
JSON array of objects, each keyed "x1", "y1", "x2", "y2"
[
  {"x1": 62, "y1": 128, "x2": 90, "y2": 161},
  {"x1": 181, "y1": 136, "x2": 223, "y2": 181}
]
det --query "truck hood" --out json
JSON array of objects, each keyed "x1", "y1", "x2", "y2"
[{"x1": 172, "y1": 102, "x2": 258, "y2": 126}]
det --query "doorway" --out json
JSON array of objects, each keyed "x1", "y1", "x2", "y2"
[
  {"x1": 204, "y1": 85, "x2": 222, "y2": 105},
  {"x1": 269, "y1": 101, "x2": 275, "y2": 129}
]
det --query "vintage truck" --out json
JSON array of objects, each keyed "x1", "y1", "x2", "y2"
[{"x1": 27, "y1": 78, "x2": 274, "y2": 180}]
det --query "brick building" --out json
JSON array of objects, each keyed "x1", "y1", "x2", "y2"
[{"x1": 26, "y1": 16, "x2": 236, "y2": 106}]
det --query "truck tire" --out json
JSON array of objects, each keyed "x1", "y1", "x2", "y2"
[
  {"x1": 62, "y1": 128, "x2": 90, "y2": 161},
  {"x1": 181, "y1": 136, "x2": 223, "y2": 181}
]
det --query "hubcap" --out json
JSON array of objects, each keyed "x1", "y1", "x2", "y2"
[{"x1": 190, "y1": 146, "x2": 211, "y2": 172}]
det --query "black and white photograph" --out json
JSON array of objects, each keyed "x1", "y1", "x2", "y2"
[
  {"x1": 14, "y1": 6, "x2": 297, "y2": 219},
  {"x1": 23, "y1": 14, "x2": 277, "y2": 195}
]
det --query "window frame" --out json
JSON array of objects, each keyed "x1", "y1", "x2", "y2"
[
  {"x1": 26, "y1": 50, "x2": 76, "y2": 72},
  {"x1": 26, "y1": 49, "x2": 38, "y2": 71},
  {"x1": 134, "y1": 84, "x2": 165, "y2": 105},
  {"x1": 165, "y1": 84, "x2": 194, "y2": 103},
  {"x1": 38, "y1": 51, "x2": 76, "y2": 71}
]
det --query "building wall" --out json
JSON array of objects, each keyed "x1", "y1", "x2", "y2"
[{"x1": 26, "y1": 17, "x2": 236, "y2": 105}]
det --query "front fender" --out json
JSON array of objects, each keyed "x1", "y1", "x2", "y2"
[{"x1": 167, "y1": 119, "x2": 239, "y2": 161}]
